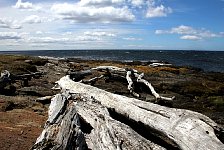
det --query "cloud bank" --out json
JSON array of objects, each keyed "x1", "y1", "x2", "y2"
[{"x1": 156, "y1": 25, "x2": 222, "y2": 40}]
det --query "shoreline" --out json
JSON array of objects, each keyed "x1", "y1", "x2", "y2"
[{"x1": 0, "y1": 50, "x2": 224, "y2": 73}]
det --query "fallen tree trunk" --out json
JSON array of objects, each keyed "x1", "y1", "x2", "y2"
[
  {"x1": 75, "y1": 94, "x2": 165, "y2": 150},
  {"x1": 32, "y1": 92, "x2": 87, "y2": 150},
  {"x1": 0, "y1": 70, "x2": 44, "y2": 89},
  {"x1": 34, "y1": 75, "x2": 224, "y2": 150},
  {"x1": 67, "y1": 70, "x2": 92, "y2": 81}
]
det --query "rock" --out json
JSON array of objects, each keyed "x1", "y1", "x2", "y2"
[{"x1": 0, "y1": 100, "x2": 14, "y2": 112}]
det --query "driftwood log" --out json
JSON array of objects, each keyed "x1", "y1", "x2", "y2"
[
  {"x1": 0, "y1": 70, "x2": 43, "y2": 90},
  {"x1": 33, "y1": 66, "x2": 224, "y2": 150},
  {"x1": 0, "y1": 70, "x2": 11, "y2": 89},
  {"x1": 84, "y1": 66, "x2": 174, "y2": 102}
]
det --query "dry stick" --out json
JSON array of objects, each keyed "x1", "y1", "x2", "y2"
[
  {"x1": 93, "y1": 66, "x2": 175, "y2": 101},
  {"x1": 81, "y1": 75, "x2": 104, "y2": 84},
  {"x1": 126, "y1": 71, "x2": 140, "y2": 97},
  {"x1": 135, "y1": 73, "x2": 175, "y2": 101}
]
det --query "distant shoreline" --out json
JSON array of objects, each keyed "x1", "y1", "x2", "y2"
[
  {"x1": 0, "y1": 50, "x2": 224, "y2": 73},
  {"x1": 0, "y1": 49, "x2": 224, "y2": 52}
]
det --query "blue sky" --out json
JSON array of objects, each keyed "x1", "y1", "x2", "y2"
[{"x1": 0, "y1": 0, "x2": 223, "y2": 50}]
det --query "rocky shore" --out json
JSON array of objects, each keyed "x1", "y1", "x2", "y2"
[{"x1": 0, "y1": 54, "x2": 223, "y2": 149}]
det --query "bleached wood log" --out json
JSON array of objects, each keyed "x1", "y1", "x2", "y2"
[
  {"x1": 74, "y1": 94, "x2": 166, "y2": 150},
  {"x1": 91, "y1": 66, "x2": 127, "y2": 73},
  {"x1": 15, "y1": 72, "x2": 44, "y2": 79},
  {"x1": 1, "y1": 70, "x2": 10, "y2": 78},
  {"x1": 32, "y1": 92, "x2": 87, "y2": 150},
  {"x1": 34, "y1": 91, "x2": 166, "y2": 150},
  {"x1": 0, "y1": 70, "x2": 11, "y2": 89},
  {"x1": 149, "y1": 63, "x2": 172, "y2": 67},
  {"x1": 35, "y1": 96, "x2": 53, "y2": 103},
  {"x1": 0, "y1": 70, "x2": 44, "y2": 88},
  {"x1": 81, "y1": 75, "x2": 104, "y2": 85},
  {"x1": 68, "y1": 70, "x2": 92, "y2": 81},
  {"x1": 56, "y1": 75, "x2": 224, "y2": 150}
]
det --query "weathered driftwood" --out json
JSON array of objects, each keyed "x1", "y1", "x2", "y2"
[
  {"x1": 48, "y1": 75, "x2": 223, "y2": 150},
  {"x1": 32, "y1": 92, "x2": 87, "y2": 150},
  {"x1": 91, "y1": 66, "x2": 174, "y2": 101},
  {"x1": 14, "y1": 72, "x2": 44, "y2": 86},
  {"x1": 33, "y1": 91, "x2": 166, "y2": 150},
  {"x1": 75, "y1": 94, "x2": 166, "y2": 150},
  {"x1": 67, "y1": 70, "x2": 92, "y2": 81},
  {"x1": 81, "y1": 75, "x2": 104, "y2": 85},
  {"x1": 134, "y1": 72, "x2": 175, "y2": 102},
  {"x1": 34, "y1": 65, "x2": 224, "y2": 150},
  {"x1": 0, "y1": 70, "x2": 44, "y2": 89},
  {"x1": 15, "y1": 72, "x2": 43, "y2": 79},
  {"x1": 0, "y1": 70, "x2": 11, "y2": 89},
  {"x1": 149, "y1": 62, "x2": 172, "y2": 67},
  {"x1": 35, "y1": 96, "x2": 53, "y2": 104},
  {"x1": 126, "y1": 70, "x2": 140, "y2": 97}
]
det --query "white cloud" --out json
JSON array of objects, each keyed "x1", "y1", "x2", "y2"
[
  {"x1": 146, "y1": 5, "x2": 172, "y2": 18},
  {"x1": 36, "y1": 31, "x2": 43, "y2": 34},
  {"x1": 20, "y1": 32, "x2": 30, "y2": 36},
  {"x1": 14, "y1": 0, "x2": 33, "y2": 9},
  {"x1": 156, "y1": 25, "x2": 196, "y2": 34},
  {"x1": 0, "y1": 32, "x2": 21, "y2": 40},
  {"x1": 197, "y1": 30, "x2": 219, "y2": 38},
  {"x1": 155, "y1": 25, "x2": 222, "y2": 40},
  {"x1": 180, "y1": 35, "x2": 202, "y2": 40},
  {"x1": 80, "y1": 0, "x2": 125, "y2": 7},
  {"x1": 51, "y1": 3, "x2": 135, "y2": 23},
  {"x1": 23, "y1": 15, "x2": 41, "y2": 24},
  {"x1": 63, "y1": 32, "x2": 73, "y2": 35},
  {"x1": 76, "y1": 35, "x2": 101, "y2": 41},
  {"x1": 130, "y1": 0, "x2": 145, "y2": 7},
  {"x1": 84, "y1": 31, "x2": 116, "y2": 37},
  {"x1": 155, "y1": 30, "x2": 165, "y2": 34},
  {"x1": 27, "y1": 34, "x2": 101, "y2": 44},
  {"x1": 123, "y1": 37, "x2": 142, "y2": 40},
  {"x1": 0, "y1": 18, "x2": 22, "y2": 29},
  {"x1": 170, "y1": 25, "x2": 196, "y2": 34},
  {"x1": 28, "y1": 37, "x2": 70, "y2": 43},
  {"x1": 13, "y1": 0, "x2": 42, "y2": 11}
]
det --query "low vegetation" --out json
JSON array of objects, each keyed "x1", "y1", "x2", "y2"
[{"x1": 0, "y1": 55, "x2": 47, "y2": 75}]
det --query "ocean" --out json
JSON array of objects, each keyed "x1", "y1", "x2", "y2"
[{"x1": 0, "y1": 50, "x2": 224, "y2": 73}]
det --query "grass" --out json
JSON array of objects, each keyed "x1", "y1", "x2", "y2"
[
  {"x1": 0, "y1": 55, "x2": 47, "y2": 75},
  {"x1": 209, "y1": 96, "x2": 224, "y2": 106}
]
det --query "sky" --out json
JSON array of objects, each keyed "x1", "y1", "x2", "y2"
[{"x1": 0, "y1": 0, "x2": 224, "y2": 51}]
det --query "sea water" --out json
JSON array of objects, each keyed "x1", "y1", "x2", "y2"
[{"x1": 0, "y1": 50, "x2": 224, "y2": 73}]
